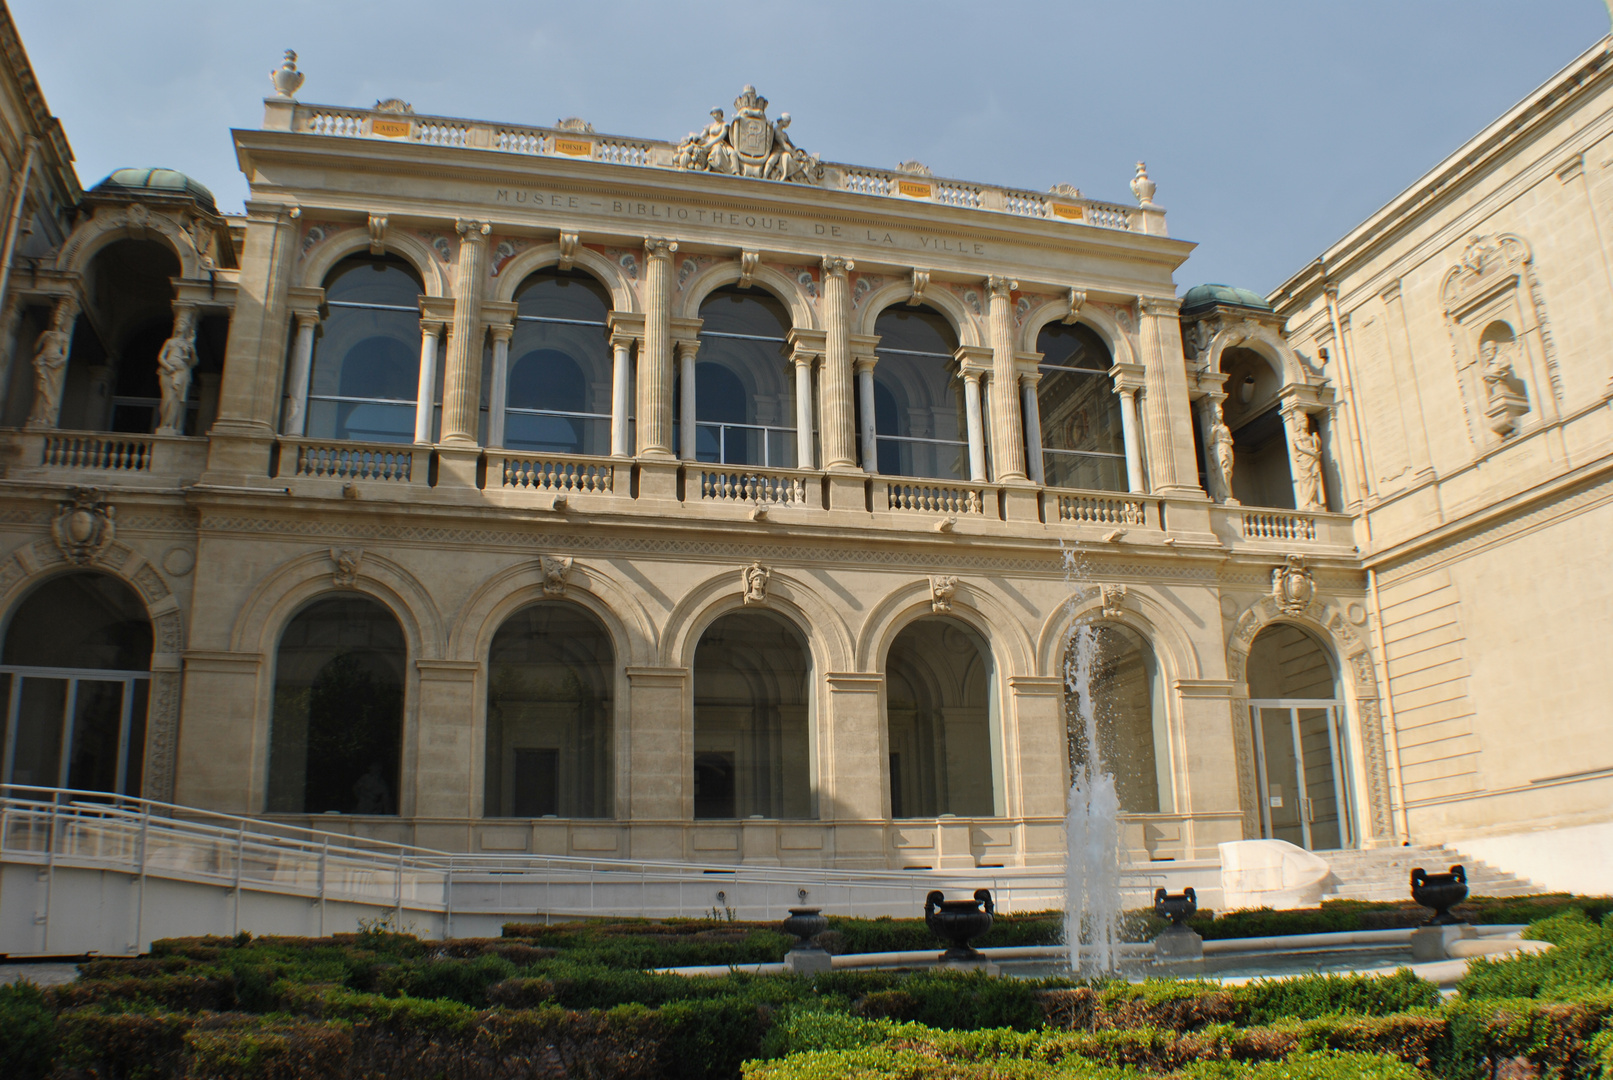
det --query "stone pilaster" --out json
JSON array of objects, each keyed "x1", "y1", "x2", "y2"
[
  {"x1": 986, "y1": 275, "x2": 1026, "y2": 481},
  {"x1": 209, "y1": 202, "x2": 299, "y2": 448},
  {"x1": 637, "y1": 238, "x2": 677, "y2": 459},
  {"x1": 819, "y1": 256, "x2": 857, "y2": 470},
  {"x1": 440, "y1": 219, "x2": 490, "y2": 446},
  {"x1": 1137, "y1": 295, "x2": 1200, "y2": 494}
]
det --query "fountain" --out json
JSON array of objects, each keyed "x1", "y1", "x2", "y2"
[{"x1": 1061, "y1": 545, "x2": 1124, "y2": 976}]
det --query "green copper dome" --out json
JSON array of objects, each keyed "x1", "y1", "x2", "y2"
[
  {"x1": 92, "y1": 168, "x2": 216, "y2": 212},
  {"x1": 1180, "y1": 283, "x2": 1273, "y2": 315}
]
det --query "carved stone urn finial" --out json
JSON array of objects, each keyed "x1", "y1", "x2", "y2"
[
  {"x1": 271, "y1": 50, "x2": 305, "y2": 98},
  {"x1": 1130, "y1": 161, "x2": 1157, "y2": 207}
]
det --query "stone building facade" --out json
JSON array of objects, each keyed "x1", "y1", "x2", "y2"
[{"x1": 0, "y1": 28, "x2": 1605, "y2": 885}]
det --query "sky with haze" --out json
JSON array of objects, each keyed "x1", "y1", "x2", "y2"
[{"x1": 10, "y1": 1, "x2": 1610, "y2": 295}]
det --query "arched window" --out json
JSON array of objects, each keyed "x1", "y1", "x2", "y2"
[
  {"x1": 503, "y1": 268, "x2": 613, "y2": 454},
  {"x1": 1037, "y1": 322, "x2": 1125, "y2": 491},
  {"x1": 692, "y1": 610, "x2": 812, "y2": 818},
  {"x1": 684, "y1": 287, "x2": 794, "y2": 467},
  {"x1": 885, "y1": 617, "x2": 997, "y2": 818},
  {"x1": 485, "y1": 602, "x2": 613, "y2": 818},
  {"x1": 306, "y1": 255, "x2": 425, "y2": 444},
  {"x1": 1066, "y1": 623, "x2": 1171, "y2": 814},
  {"x1": 868, "y1": 306, "x2": 964, "y2": 480},
  {"x1": 1246, "y1": 624, "x2": 1350, "y2": 850},
  {"x1": 267, "y1": 596, "x2": 405, "y2": 815},
  {"x1": 0, "y1": 573, "x2": 151, "y2": 794}
]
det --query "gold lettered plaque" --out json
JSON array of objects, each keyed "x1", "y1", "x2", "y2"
[
  {"x1": 1051, "y1": 204, "x2": 1084, "y2": 221},
  {"x1": 371, "y1": 118, "x2": 411, "y2": 139},
  {"x1": 896, "y1": 179, "x2": 933, "y2": 199},
  {"x1": 554, "y1": 137, "x2": 593, "y2": 157}
]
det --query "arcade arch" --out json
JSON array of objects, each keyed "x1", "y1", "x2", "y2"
[{"x1": 885, "y1": 615, "x2": 997, "y2": 818}]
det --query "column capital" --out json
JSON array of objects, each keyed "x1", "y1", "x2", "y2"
[
  {"x1": 791, "y1": 344, "x2": 820, "y2": 368},
  {"x1": 787, "y1": 326, "x2": 827, "y2": 352},
  {"x1": 1137, "y1": 294, "x2": 1181, "y2": 318},
  {"x1": 455, "y1": 218, "x2": 492, "y2": 241},
  {"x1": 821, "y1": 255, "x2": 854, "y2": 276},
  {"x1": 644, "y1": 236, "x2": 679, "y2": 259},
  {"x1": 607, "y1": 310, "x2": 646, "y2": 339},
  {"x1": 1018, "y1": 369, "x2": 1042, "y2": 388},
  {"x1": 954, "y1": 344, "x2": 992, "y2": 371},
  {"x1": 293, "y1": 308, "x2": 322, "y2": 330},
  {"x1": 674, "y1": 336, "x2": 700, "y2": 359},
  {"x1": 961, "y1": 367, "x2": 983, "y2": 386},
  {"x1": 419, "y1": 315, "x2": 447, "y2": 335},
  {"x1": 1111, "y1": 360, "x2": 1147, "y2": 393},
  {"x1": 488, "y1": 321, "x2": 514, "y2": 344},
  {"x1": 986, "y1": 274, "x2": 1018, "y2": 298},
  {"x1": 853, "y1": 353, "x2": 877, "y2": 374}
]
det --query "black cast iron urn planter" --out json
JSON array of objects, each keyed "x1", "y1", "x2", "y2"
[
  {"x1": 1410, "y1": 865, "x2": 1468, "y2": 925},
  {"x1": 925, "y1": 888, "x2": 995, "y2": 961},
  {"x1": 1153, "y1": 886, "x2": 1198, "y2": 927},
  {"x1": 780, "y1": 907, "x2": 828, "y2": 952}
]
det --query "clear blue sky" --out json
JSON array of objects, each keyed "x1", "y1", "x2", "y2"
[{"x1": 11, "y1": 1, "x2": 1610, "y2": 294}]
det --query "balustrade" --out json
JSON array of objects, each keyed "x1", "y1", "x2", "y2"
[
  {"x1": 698, "y1": 467, "x2": 808, "y2": 507},
  {"x1": 41, "y1": 434, "x2": 153, "y2": 472},
  {"x1": 1056, "y1": 492, "x2": 1148, "y2": 526},
  {"x1": 886, "y1": 481, "x2": 985, "y2": 515},
  {"x1": 496, "y1": 452, "x2": 615, "y2": 495},
  {"x1": 286, "y1": 440, "x2": 415, "y2": 483},
  {"x1": 1242, "y1": 510, "x2": 1318, "y2": 541}
]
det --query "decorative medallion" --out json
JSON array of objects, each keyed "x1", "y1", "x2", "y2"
[
  {"x1": 1270, "y1": 554, "x2": 1314, "y2": 616},
  {"x1": 51, "y1": 488, "x2": 116, "y2": 565}
]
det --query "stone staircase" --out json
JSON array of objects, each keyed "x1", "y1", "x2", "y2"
[{"x1": 1318, "y1": 843, "x2": 1545, "y2": 903}]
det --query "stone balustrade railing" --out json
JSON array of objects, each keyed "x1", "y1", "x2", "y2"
[
  {"x1": 279, "y1": 438, "x2": 417, "y2": 483},
  {"x1": 1055, "y1": 492, "x2": 1149, "y2": 527},
  {"x1": 1241, "y1": 509, "x2": 1319, "y2": 542},
  {"x1": 41, "y1": 433, "x2": 154, "y2": 472},
  {"x1": 283, "y1": 104, "x2": 1137, "y2": 232},
  {"x1": 697, "y1": 467, "x2": 810, "y2": 507},
  {"x1": 495, "y1": 451, "x2": 616, "y2": 496}
]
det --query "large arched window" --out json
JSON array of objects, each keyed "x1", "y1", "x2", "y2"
[
  {"x1": 306, "y1": 255, "x2": 426, "y2": 444},
  {"x1": 267, "y1": 596, "x2": 405, "y2": 815},
  {"x1": 485, "y1": 602, "x2": 613, "y2": 818},
  {"x1": 885, "y1": 617, "x2": 997, "y2": 818},
  {"x1": 684, "y1": 287, "x2": 794, "y2": 467},
  {"x1": 503, "y1": 268, "x2": 613, "y2": 455},
  {"x1": 868, "y1": 306, "x2": 964, "y2": 480},
  {"x1": 0, "y1": 573, "x2": 151, "y2": 794},
  {"x1": 1066, "y1": 623, "x2": 1171, "y2": 814},
  {"x1": 692, "y1": 610, "x2": 812, "y2": 819},
  {"x1": 1037, "y1": 322, "x2": 1125, "y2": 491},
  {"x1": 1246, "y1": 623, "x2": 1350, "y2": 850}
]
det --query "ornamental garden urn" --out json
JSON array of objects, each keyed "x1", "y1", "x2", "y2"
[
  {"x1": 924, "y1": 889, "x2": 994, "y2": 961},
  {"x1": 780, "y1": 907, "x2": 828, "y2": 952},
  {"x1": 1152, "y1": 887, "x2": 1204, "y2": 963},
  {"x1": 1152, "y1": 886, "x2": 1197, "y2": 928},
  {"x1": 1410, "y1": 865, "x2": 1468, "y2": 926}
]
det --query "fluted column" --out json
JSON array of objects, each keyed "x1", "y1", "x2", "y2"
[
  {"x1": 985, "y1": 275, "x2": 1026, "y2": 481},
  {"x1": 820, "y1": 256, "x2": 857, "y2": 470},
  {"x1": 440, "y1": 219, "x2": 490, "y2": 445},
  {"x1": 792, "y1": 344, "x2": 816, "y2": 469},
  {"x1": 609, "y1": 329, "x2": 634, "y2": 457},
  {"x1": 677, "y1": 338, "x2": 699, "y2": 460},
  {"x1": 1136, "y1": 295, "x2": 1199, "y2": 494},
  {"x1": 962, "y1": 369, "x2": 987, "y2": 482},
  {"x1": 486, "y1": 322, "x2": 513, "y2": 448},
  {"x1": 413, "y1": 318, "x2": 444, "y2": 444},
  {"x1": 282, "y1": 308, "x2": 320, "y2": 436},
  {"x1": 637, "y1": 237, "x2": 677, "y2": 459},
  {"x1": 855, "y1": 354, "x2": 877, "y2": 473},
  {"x1": 1021, "y1": 372, "x2": 1045, "y2": 485}
]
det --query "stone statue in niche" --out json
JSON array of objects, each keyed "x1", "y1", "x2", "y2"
[
  {"x1": 1209, "y1": 403, "x2": 1236, "y2": 504},
  {"x1": 1289, "y1": 420, "x2": 1324, "y2": 510},
  {"x1": 742, "y1": 562, "x2": 770, "y2": 605},
  {"x1": 1478, "y1": 339, "x2": 1530, "y2": 437},
  {"x1": 155, "y1": 307, "x2": 199, "y2": 436},
  {"x1": 25, "y1": 299, "x2": 77, "y2": 430}
]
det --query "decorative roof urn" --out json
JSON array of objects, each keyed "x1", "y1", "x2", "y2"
[
  {"x1": 780, "y1": 907, "x2": 828, "y2": 953},
  {"x1": 271, "y1": 50, "x2": 304, "y2": 98},
  {"x1": 1153, "y1": 887, "x2": 1197, "y2": 928},
  {"x1": 924, "y1": 888, "x2": 995, "y2": 961},
  {"x1": 1410, "y1": 865, "x2": 1468, "y2": 926}
]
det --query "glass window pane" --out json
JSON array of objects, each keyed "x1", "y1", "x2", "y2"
[
  {"x1": 514, "y1": 268, "x2": 611, "y2": 322},
  {"x1": 66, "y1": 680, "x2": 124, "y2": 794},
  {"x1": 324, "y1": 254, "x2": 424, "y2": 308},
  {"x1": 1298, "y1": 707, "x2": 1343, "y2": 850},
  {"x1": 268, "y1": 596, "x2": 405, "y2": 815},
  {"x1": 485, "y1": 602, "x2": 614, "y2": 819},
  {"x1": 697, "y1": 287, "x2": 790, "y2": 339},
  {"x1": 11, "y1": 677, "x2": 66, "y2": 788},
  {"x1": 876, "y1": 306, "x2": 957, "y2": 358},
  {"x1": 1037, "y1": 321, "x2": 1113, "y2": 372},
  {"x1": 886, "y1": 617, "x2": 994, "y2": 818},
  {"x1": 3, "y1": 573, "x2": 152, "y2": 671},
  {"x1": 124, "y1": 680, "x2": 148, "y2": 796},
  {"x1": 507, "y1": 344, "x2": 591, "y2": 414},
  {"x1": 1257, "y1": 707, "x2": 1304, "y2": 846},
  {"x1": 693, "y1": 611, "x2": 812, "y2": 819},
  {"x1": 870, "y1": 306, "x2": 965, "y2": 481}
]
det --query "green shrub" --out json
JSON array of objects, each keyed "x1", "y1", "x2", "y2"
[
  {"x1": 373, "y1": 952, "x2": 517, "y2": 1006},
  {"x1": 0, "y1": 981, "x2": 56, "y2": 1080},
  {"x1": 1457, "y1": 909, "x2": 1613, "y2": 1000},
  {"x1": 52, "y1": 1009, "x2": 196, "y2": 1080},
  {"x1": 184, "y1": 1017, "x2": 353, "y2": 1080},
  {"x1": 1443, "y1": 994, "x2": 1613, "y2": 1079},
  {"x1": 51, "y1": 974, "x2": 237, "y2": 1013}
]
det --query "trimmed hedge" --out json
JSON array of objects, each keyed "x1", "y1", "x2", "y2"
[{"x1": 0, "y1": 980, "x2": 56, "y2": 1080}]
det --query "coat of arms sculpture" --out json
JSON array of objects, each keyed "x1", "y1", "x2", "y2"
[{"x1": 673, "y1": 86, "x2": 823, "y2": 184}]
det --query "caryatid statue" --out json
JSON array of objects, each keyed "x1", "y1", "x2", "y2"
[
  {"x1": 1209, "y1": 403, "x2": 1235, "y2": 503},
  {"x1": 24, "y1": 298, "x2": 78, "y2": 431},
  {"x1": 1289, "y1": 420, "x2": 1325, "y2": 511},
  {"x1": 155, "y1": 306, "x2": 200, "y2": 436}
]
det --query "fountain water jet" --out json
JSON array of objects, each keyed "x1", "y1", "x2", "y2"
[{"x1": 1061, "y1": 545, "x2": 1124, "y2": 976}]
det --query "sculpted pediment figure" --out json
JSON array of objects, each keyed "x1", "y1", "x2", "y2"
[{"x1": 673, "y1": 86, "x2": 823, "y2": 185}]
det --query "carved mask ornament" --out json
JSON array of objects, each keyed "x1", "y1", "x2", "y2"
[
  {"x1": 930, "y1": 575, "x2": 958, "y2": 614},
  {"x1": 540, "y1": 555, "x2": 574, "y2": 597},
  {"x1": 742, "y1": 562, "x2": 770, "y2": 605}
]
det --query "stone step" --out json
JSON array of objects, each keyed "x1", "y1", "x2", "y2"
[{"x1": 1316, "y1": 843, "x2": 1545, "y2": 905}]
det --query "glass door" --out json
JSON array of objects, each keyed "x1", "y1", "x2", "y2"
[
  {"x1": 0, "y1": 667, "x2": 149, "y2": 796},
  {"x1": 1249, "y1": 700, "x2": 1352, "y2": 850}
]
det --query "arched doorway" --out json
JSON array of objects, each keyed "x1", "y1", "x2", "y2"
[
  {"x1": 484, "y1": 602, "x2": 614, "y2": 818},
  {"x1": 266, "y1": 595, "x2": 406, "y2": 815},
  {"x1": 1246, "y1": 623, "x2": 1352, "y2": 850},
  {"x1": 885, "y1": 616, "x2": 997, "y2": 818},
  {"x1": 1065, "y1": 623, "x2": 1172, "y2": 814},
  {"x1": 692, "y1": 610, "x2": 812, "y2": 819},
  {"x1": 0, "y1": 572, "x2": 153, "y2": 795}
]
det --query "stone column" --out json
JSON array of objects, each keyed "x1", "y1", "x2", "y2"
[
  {"x1": 413, "y1": 318, "x2": 443, "y2": 445},
  {"x1": 1009, "y1": 677, "x2": 1066, "y2": 821},
  {"x1": 1111, "y1": 361, "x2": 1147, "y2": 493},
  {"x1": 282, "y1": 308, "x2": 320, "y2": 436},
  {"x1": 1021, "y1": 372, "x2": 1045, "y2": 485},
  {"x1": 792, "y1": 344, "x2": 816, "y2": 469},
  {"x1": 1137, "y1": 295, "x2": 1199, "y2": 494},
  {"x1": 23, "y1": 293, "x2": 79, "y2": 430},
  {"x1": 677, "y1": 338, "x2": 699, "y2": 460},
  {"x1": 412, "y1": 661, "x2": 481, "y2": 820},
  {"x1": 819, "y1": 256, "x2": 857, "y2": 470},
  {"x1": 486, "y1": 322, "x2": 513, "y2": 448},
  {"x1": 962, "y1": 368, "x2": 987, "y2": 482},
  {"x1": 439, "y1": 219, "x2": 490, "y2": 446},
  {"x1": 610, "y1": 330, "x2": 634, "y2": 457},
  {"x1": 855, "y1": 354, "x2": 877, "y2": 472},
  {"x1": 624, "y1": 666, "x2": 688, "y2": 847},
  {"x1": 636, "y1": 238, "x2": 678, "y2": 459},
  {"x1": 985, "y1": 275, "x2": 1027, "y2": 481},
  {"x1": 209, "y1": 202, "x2": 299, "y2": 443}
]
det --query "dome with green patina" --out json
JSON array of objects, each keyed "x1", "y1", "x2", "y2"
[
  {"x1": 1180, "y1": 283, "x2": 1273, "y2": 315},
  {"x1": 92, "y1": 168, "x2": 216, "y2": 212}
]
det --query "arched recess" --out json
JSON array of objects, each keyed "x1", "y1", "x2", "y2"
[
  {"x1": 492, "y1": 243, "x2": 638, "y2": 313},
  {"x1": 1035, "y1": 587, "x2": 1202, "y2": 683},
  {"x1": 662, "y1": 569, "x2": 852, "y2": 676},
  {"x1": 1204, "y1": 321, "x2": 1308, "y2": 386},
  {"x1": 884, "y1": 614, "x2": 998, "y2": 818},
  {"x1": 854, "y1": 282, "x2": 982, "y2": 348},
  {"x1": 452, "y1": 559, "x2": 655, "y2": 668},
  {"x1": 55, "y1": 209, "x2": 205, "y2": 281},
  {"x1": 0, "y1": 536, "x2": 184, "y2": 801},
  {"x1": 296, "y1": 227, "x2": 449, "y2": 298},
  {"x1": 1017, "y1": 299, "x2": 1138, "y2": 367},
  {"x1": 1227, "y1": 592, "x2": 1391, "y2": 847},
  {"x1": 857, "y1": 579, "x2": 1033, "y2": 679},
  {"x1": 675, "y1": 261, "x2": 816, "y2": 330},
  {"x1": 230, "y1": 548, "x2": 442, "y2": 661}
]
